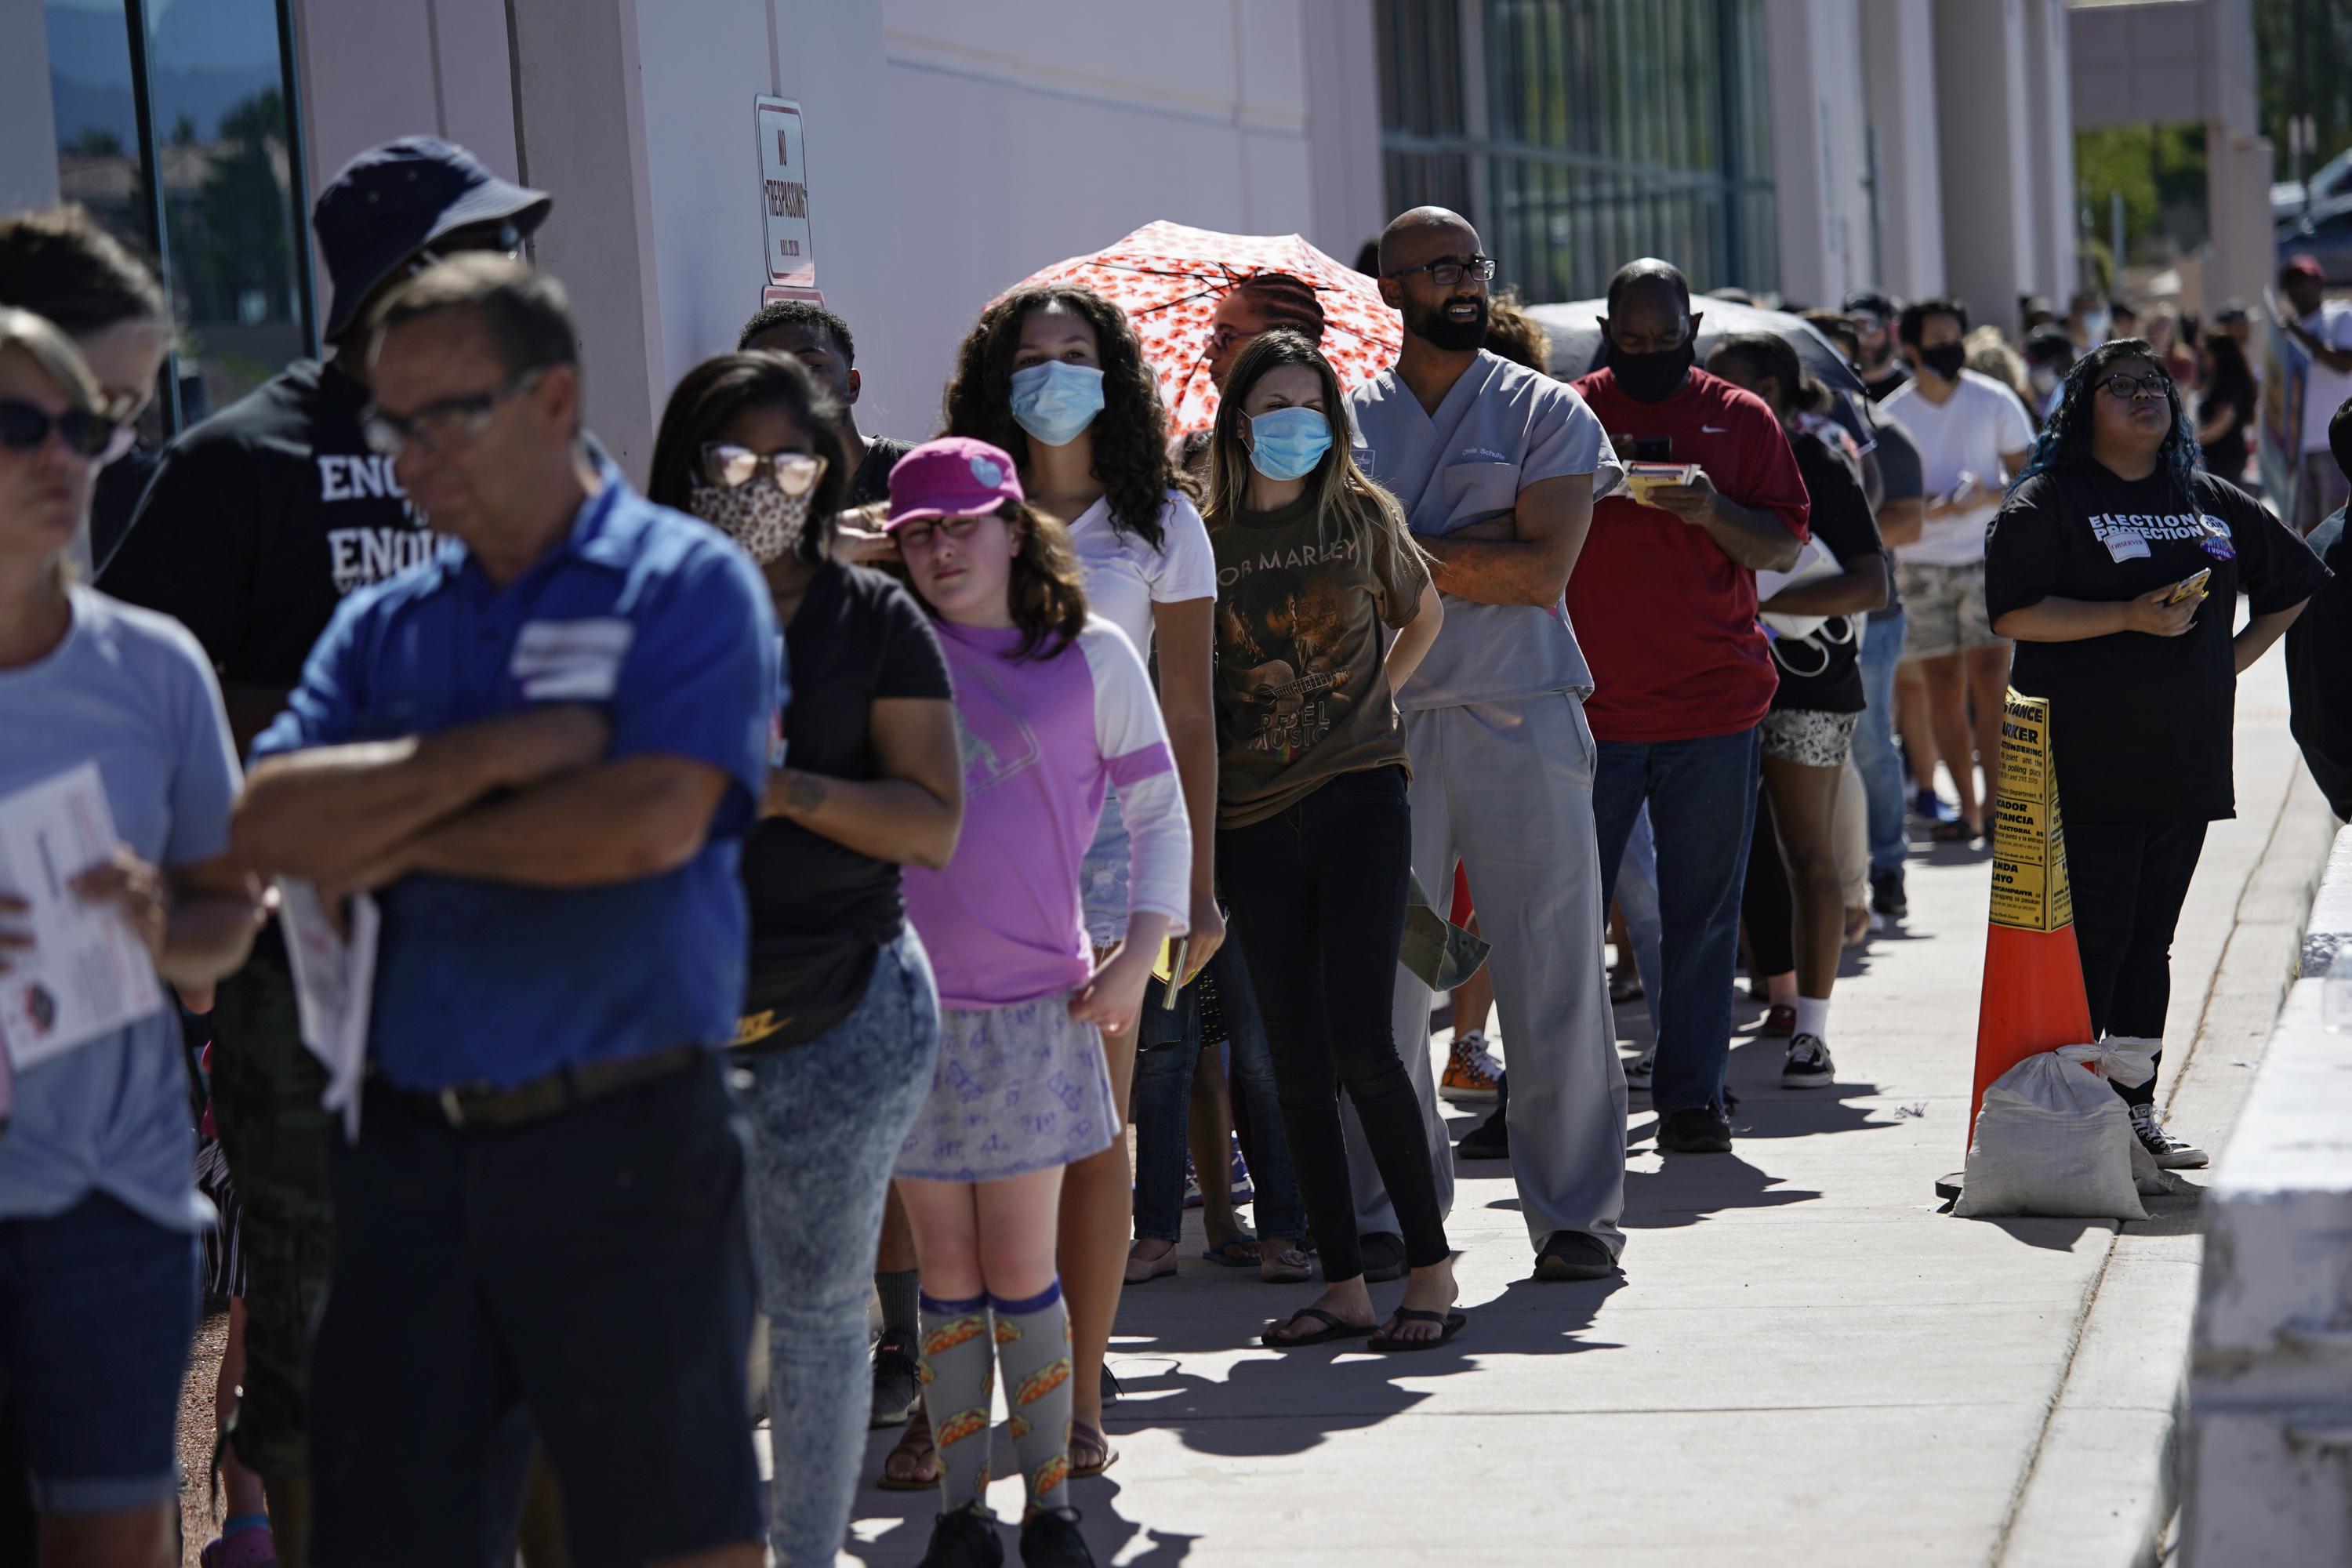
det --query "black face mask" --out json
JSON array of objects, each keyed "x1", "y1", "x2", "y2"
[
  {"x1": 1918, "y1": 342, "x2": 1968, "y2": 381},
  {"x1": 1605, "y1": 338, "x2": 1695, "y2": 403}
]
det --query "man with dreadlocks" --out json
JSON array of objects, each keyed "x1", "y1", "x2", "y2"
[{"x1": 1985, "y1": 338, "x2": 2321, "y2": 1171}]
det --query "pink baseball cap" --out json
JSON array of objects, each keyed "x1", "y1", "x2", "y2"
[{"x1": 886, "y1": 437, "x2": 1025, "y2": 528}]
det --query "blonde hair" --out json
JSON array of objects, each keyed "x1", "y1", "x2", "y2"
[
  {"x1": 0, "y1": 306, "x2": 103, "y2": 413},
  {"x1": 1965, "y1": 324, "x2": 2031, "y2": 408},
  {"x1": 1203, "y1": 329, "x2": 1431, "y2": 579}
]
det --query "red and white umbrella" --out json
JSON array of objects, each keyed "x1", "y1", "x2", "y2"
[{"x1": 1006, "y1": 221, "x2": 1402, "y2": 434}]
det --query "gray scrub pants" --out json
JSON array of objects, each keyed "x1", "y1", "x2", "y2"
[{"x1": 1343, "y1": 692, "x2": 1628, "y2": 1258}]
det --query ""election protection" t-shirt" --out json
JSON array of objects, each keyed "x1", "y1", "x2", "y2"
[{"x1": 1985, "y1": 465, "x2": 2325, "y2": 824}]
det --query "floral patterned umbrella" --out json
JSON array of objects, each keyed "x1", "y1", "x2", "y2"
[{"x1": 1005, "y1": 221, "x2": 1403, "y2": 434}]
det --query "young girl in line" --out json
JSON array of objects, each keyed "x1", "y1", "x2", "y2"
[{"x1": 887, "y1": 437, "x2": 1190, "y2": 1568}]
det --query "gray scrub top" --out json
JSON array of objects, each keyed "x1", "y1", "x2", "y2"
[{"x1": 1347, "y1": 350, "x2": 1621, "y2": 710}]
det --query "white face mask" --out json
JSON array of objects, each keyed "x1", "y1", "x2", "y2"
[
  {"x1": 2082, "y1": 310, "x2": 2112, "y2": 343},
  {"x1": 689, "y1": 476, "x2": 813, "y2": 564}
]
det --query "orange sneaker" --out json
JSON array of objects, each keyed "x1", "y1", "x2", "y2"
[{"x1": 1441, "y1": 1033, "x2": 1502, "y2": 1103}]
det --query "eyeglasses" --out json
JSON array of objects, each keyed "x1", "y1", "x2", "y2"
[
  {"x1": 405, "y1": 221, "x2": 525, "y2": 279},
  {"x1": 0, "y1": 398, "x2": 124, "y2": 460},
  {"x1": 2096, "y1": 371, "x2": 2173, "y2": 401},
  {"x1": 891, "y1": 514, "x2": 989, "y2": 553},
  {"x1": 362, "y1": 368, "x2": 546, "y2": 458},
  {"x1": 701, "y1": 445, "x2": 826, "y2": 494},
  {"x1": 1383, "y1": 254, "x2": 1497, "y2": 288},
  {"x1": 1207, "y1": 325, "x2": 1261, "y2": 354}
]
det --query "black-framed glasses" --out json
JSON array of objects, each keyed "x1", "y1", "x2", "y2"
[
  {"x1": 891, "y1": 514, "x2": 989, "y2": 553},
  {"x1": 1383, "y1": 254, "x2": 1497, "y2": 288},
  {"x1": 2096, "y1": 371, "x2": 2173, "y2": 401},
  {"x1": 0, "y1": 398, "x2": 124, "y2": 460},
  {"x1": 700, "y1": 445, "x2": 826, "y2": 495},
  {"x1": 362, "y1": 368, "x2": 546, "y2": 458}
]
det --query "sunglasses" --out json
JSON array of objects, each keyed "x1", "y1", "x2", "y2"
[
  {"x1": 405, "y1": 221, "x2": 526, "y2": 279},
  {"x1": 2096, "y1": 371, "x2": 2173, "y2": 401},
  {"x1": 362, "y1": 368, "x2": 546, "y2": 458},
  {"x1": 0, "y1": 398, "x2": 125, "y2": 460},
  {"x1": 700, "y1": 444, "x2": 826, "y2": 494},
  {"x1": 1383, "y1": 254, "x2": 1497, "y2": 288},
  {"x1": 892, "y1": 514, "x2": 989, "y2": 553}
]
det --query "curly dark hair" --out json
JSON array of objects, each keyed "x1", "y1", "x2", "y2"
[
  {"x1": 648, "y1": 351, "x2": 849, "y2": 565},
  {"x1": 2009, "y1": 338, "x2": 2200, "y2": 500},
  {"x1": 942, "y1": 285, "x2": 1181, "y2": 549}
]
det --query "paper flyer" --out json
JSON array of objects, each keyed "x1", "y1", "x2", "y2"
[{"x1": 0, "y1": 762, "x2": 164, "y2": 1071}]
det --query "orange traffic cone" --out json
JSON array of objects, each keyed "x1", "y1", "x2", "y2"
[{"x1": 1969, "y1": 690, "x2": 2094, "y2": 1145}]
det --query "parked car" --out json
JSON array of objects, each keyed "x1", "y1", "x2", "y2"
[
  {"x1": 2279, "y1": 196, "x2": 2352, "y2": 285},
  {"x1": 2274, "y1": 149, "x2": 2352, "y2": 227}
]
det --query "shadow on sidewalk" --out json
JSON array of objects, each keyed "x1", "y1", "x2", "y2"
[{"x1": 1619, "y1": 1150, "x2": 1821, "y2": 1229}]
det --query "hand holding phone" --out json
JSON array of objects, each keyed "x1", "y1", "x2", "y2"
[{"x1": 2163, "y1": 568, "x2": 2213, "y2": 606}]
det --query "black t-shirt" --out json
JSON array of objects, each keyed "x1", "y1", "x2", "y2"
[
  {"x1": 1987, "y1": 466, "x2": 2325, "y2": 824},
  {"x1": 88, "y1": 445, "x2": 160, "y2": 578},
  {"x1": 734, "y1": 561, "x2": 952, "y2": 1047},
  {"x1": 102, "y1": 358, "x2": 433, "y2": 688},
  {"x1": 2198, "y1": 361, "x2": 2255, "y2": 477},
  {"x1": 1862, "y1": 361, "x2": 1911, "y2": 404},
  {"x1": 1769, "y1": 430, "x2": 1883, "y2": 715},
  {"x1": 2287, "y1": 506, "x2": 2352, "y2": 818},
  {"x1": 1864, "y1": 405, "x2": 1922, "y2": 622},
  {"x1": 846, "y1": 437, "x2": 915, "y2": 509}
]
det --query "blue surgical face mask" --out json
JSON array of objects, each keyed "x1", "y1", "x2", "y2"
[
  {"x1": 1008, "y1": 361, "x2": 1105, "y2": 447},
  {"x1": 1247, "y1": 406, "x2": 1334, "y2": 482}
]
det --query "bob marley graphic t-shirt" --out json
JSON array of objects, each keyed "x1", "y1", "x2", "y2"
[{"x1": 1210, "y1": 492, "x2": 1432, "y2": 829}]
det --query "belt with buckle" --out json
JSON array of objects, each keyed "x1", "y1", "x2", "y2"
[{"x1": 376, "y1": 1045, "x2": 708, "y2": 1131}]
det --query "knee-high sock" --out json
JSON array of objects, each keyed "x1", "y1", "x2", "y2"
[
  {"x1": 916, "y1": 1291, "x2": 996, "y2": 1512},
  {"x1": 991, "y1": 1280, "x2": 1075, "y2": 1518}
]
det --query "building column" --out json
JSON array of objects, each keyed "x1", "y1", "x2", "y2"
[
  {"x1": 1860, "y1": 0, "x2": 1944, "y2": 299},
  {"x1": 0, "y1": 3, "x2": 61, "y2": 214},
  {"x1": 1932, "y1": 0, "x2": 2036, "y2": 326},
  {"x1": 1302, "y1": 0, "x2": 1388, "y2": 260},
  {"x1": 1766, "y1": 0, "x2": 1874, "y2": 309},
  {"x1": 2022, "y1": 0, "x2": 2080, "y2": 310}
]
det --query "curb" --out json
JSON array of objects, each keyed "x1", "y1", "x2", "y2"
[{"x1": 1994, "y1": 765, "x2": 2339, "y2": 1567}]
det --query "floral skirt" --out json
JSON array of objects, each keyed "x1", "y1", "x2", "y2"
[{"x1": 894, "y1": 990, "x2": 1120, "y2": 1183}]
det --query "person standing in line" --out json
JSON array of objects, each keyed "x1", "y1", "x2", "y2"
[
  {"x1": 1347, "y1": 205, "x2": 1627, "y2": 1279},
  {"x1": 94, "y1": 139, "x2": 551, "y2": 1565},
  {"x1": 884, "y1": 437, "x2": 1189, "y2": 1568},
  {"x1": 2024, "y1": 328, "x2": 2079, "y2": 425},
  {"x1": 2287, "y1": 400, "x2": 2352, "y2": 817},
  {"x1": 230, "y1": 258, "x2": 777, "y2": 1568},
  {"x1": 0, "y1": 308, "x2": 267, "y2": 1568},
  {"x1": 1881, "y1": 296, "x2": 2035, "y2": 844},
  {"x1": 740, "y1": 299, "x2": 915, "y2": 508},
  {"x1": 2275, "y1": 255, "x2": 2352, "y2": 535},
  {"x1": 1203, "y1": 328, "x2": 1462, "y2": 1348},
  {"x1": 2064, "y1": 289, "x2": 2114, "y2": 355},
  {"x1": 1568, "y1": 259, "x2": 1811, "y2": 1155},
  {"x1": 1844, "y1": 290, "x2": 1910, "y2": 403},
  {"x1": 1706, "y1": 333, "x2": 1889, "y2": 1087},
  {"x1": 940, "y1": 285, "x2": 1220, "y2": 1480},
  {"x1": 646, "y1": 353, "x2": 964, "y2": 1566},
  {"x1": 1987, "y1": 340, "x2": 2319, "y2": 1170},
  {"x1": 2195, "y1": 327, "x2": 2256, "y2": 484}
]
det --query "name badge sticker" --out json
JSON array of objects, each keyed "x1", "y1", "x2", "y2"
[
  {"x1": 510, "y1": 617, "x2": 634, "y2": 701},
  {"x1": 2103, "y1": 532, "x2": 2151, "y2": 563}
]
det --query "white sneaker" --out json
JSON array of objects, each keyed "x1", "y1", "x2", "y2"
[
  {"x1": 1781, "y1": 1033, "x2": 1835, "y2": 1088},
  {"x1": 1624, "y1": 1050, "x2": 1654, "y2": 1091},
  {"x1": 2129, "y1": 1102, "x2": 2208, "y2": 1169}
]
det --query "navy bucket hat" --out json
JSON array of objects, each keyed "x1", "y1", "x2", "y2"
[{"x1": 312, "y1": 136, "x2": 550, "y2": 340}]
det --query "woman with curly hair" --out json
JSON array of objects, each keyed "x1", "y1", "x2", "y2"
[
  {"x1": 942, "y1": 285, "x2": 1218, "y2": 1479},
  {"x1": 1985, "y1": 339, "x2": 2322, "y2": 1170}
]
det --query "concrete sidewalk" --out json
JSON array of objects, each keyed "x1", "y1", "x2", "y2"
[{"x1": 829, "y1": 645, "x2": 2334, "y2": 1568}]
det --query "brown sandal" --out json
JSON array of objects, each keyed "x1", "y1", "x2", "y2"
[
  {"x1": 874, "y1": 1406, "x2": 939, "y2": 1491},
  {"x1": 1069, "y1": 1417, "x2": 1119, "y2": 1479}
]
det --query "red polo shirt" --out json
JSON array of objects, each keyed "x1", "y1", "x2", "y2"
[{"x1": 1567, "y1": 366, "x2": 1811, "y2": 742}]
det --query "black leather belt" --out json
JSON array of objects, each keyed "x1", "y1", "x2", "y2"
[{"x1": 374, "y1": 1044, "x2": 707, "y2": 1131}]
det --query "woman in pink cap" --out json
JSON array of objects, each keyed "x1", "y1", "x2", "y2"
[{"x1": 884, "y1": 437, "x2": 1189, "y2": 1568}]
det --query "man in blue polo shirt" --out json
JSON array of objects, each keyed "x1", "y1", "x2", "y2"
[{"x1": 232, "y1": 256, "x2": 776, "y2": 1568}]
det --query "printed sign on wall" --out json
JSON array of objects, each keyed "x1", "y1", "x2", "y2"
[{"x1": 755, "y1": 96, "x2": 815, "y2": 289}]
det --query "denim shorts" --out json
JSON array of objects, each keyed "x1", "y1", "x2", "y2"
[{"x1": 0, "y1": 1193, "x2": 199, "y2": 1511}]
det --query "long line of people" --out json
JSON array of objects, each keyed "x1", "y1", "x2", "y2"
[{"x1": 0, "y1": 133, "x2": 2326, "y2": 1568}]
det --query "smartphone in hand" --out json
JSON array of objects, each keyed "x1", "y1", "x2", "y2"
[{"x1": 2163, "y1": 568, "x2": 2213, "y2": 607}]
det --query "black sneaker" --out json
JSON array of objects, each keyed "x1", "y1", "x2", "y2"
[
  {"x1": 1655, "y1": 1106, "x2": 1733, "y2": 1154},
  {"x1": 1870, "y1": 866, "x2": 1907, "y2": 920},
  {"x1": 1456, "y1": 1104, "x2": 1510, "y2": 1160},
  {"x1": 2128, "y1": 1102, "x2": 2209, "y2": 1169},
  {"x1": 918, "y1": 1505, "x2": 1005, "y2": 1568},
  {"x1": 1018, "y1": 1506, "x2": 1096, "y2": 1567},
  {"x1": 1357, "y1": 1230, "x2": 1408, "y2": 1283},
  {"x1": 1781, "y1": 1033, "x2": 1835, "y2": 1089},
  {"x1": 871, "y1": 1333, "x2": 922, "y2": 1428},
  {"x1": 1533, "y1": 1230, "x2": 1618, "y2": 1281}
]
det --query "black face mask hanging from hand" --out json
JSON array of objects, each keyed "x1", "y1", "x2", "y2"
[{"x1": 1605, "y1": 338, "x2": 1697, "y2": 403}]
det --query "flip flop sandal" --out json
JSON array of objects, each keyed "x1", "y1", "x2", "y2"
[
  {"x1": 1260, "y1": 1247, "x2": 1314, "y2": 1285},
  {"x1": 1368, "y1": 1308, "x2": 1468, "y2": 1353},
  {"x1": 1261, "y1": 1306, "x2": 1376, "y2": 1348},
  {"x1": 1123, "y1": 1250, "x2": 1180, "y2": 1284},
  {"x1": 1201, "y1": 1235, "x2": 1261, "y2": 1268},
  {"x1": 874, "y1": 1407, "x2": 940, "y2": 1492},
  {"x1": 1070, "y1": 1417, "x2": 1120, "y2": 1479},
  {"x1": 1929, "y1": 818, "x2": 1980, "y2": 843}
]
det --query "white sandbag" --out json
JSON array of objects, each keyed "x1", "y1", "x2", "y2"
[{"x1": 1955, "y1": 1041, "x2": 2158, "y2": 1220}]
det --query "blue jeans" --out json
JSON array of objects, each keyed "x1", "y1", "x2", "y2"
[
  {"x1": 1613, "y1": 804, "x2": 1666, "y2": 1022},
  {"x1": 738, "y1": 930, "x2": 940, "y2": 1567},
  {"x1": 1853, "y1": 610, "x2": 1911, "y2": 873},
  {"x1": 1592, "y1": 728, "x2": 1762, "y2": 1117},
  {"x1": 1132, "y1": 938, "x2": 1305, "y2": 1243}
]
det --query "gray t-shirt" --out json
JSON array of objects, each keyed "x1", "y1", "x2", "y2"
[
  {"x1": 0, "y1": 589, "x2": 240, "y2": 1232},
  {"x1": 1346, "y1": 350, "x2": 1621, "y2": 710}
]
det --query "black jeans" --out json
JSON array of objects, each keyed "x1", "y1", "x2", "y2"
[
  {"x1": 2067, "y1": 818, "x2": 2209, "y2": 1108},
  {"x1": 1219, "y1": 766, "x2": 1450, "y2": 1281}
]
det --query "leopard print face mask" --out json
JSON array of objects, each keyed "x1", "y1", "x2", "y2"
[{"x1": 690, "y1": 475, "x2": 813, "y2": 564}]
